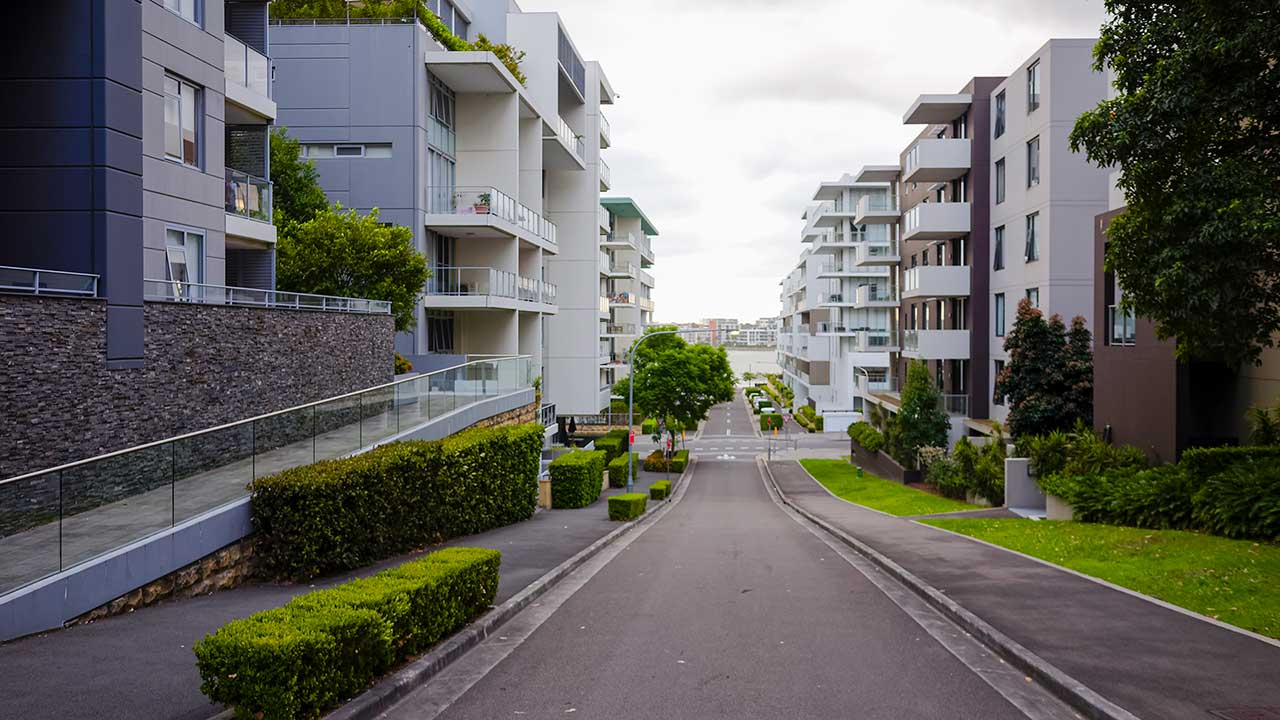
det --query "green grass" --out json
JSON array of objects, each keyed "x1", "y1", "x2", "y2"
[
  {"x1": 799, "y1": 459, "x2": 979, "y2": 517},
  {"x1": 923, "y1": 518, "x2": 1280, "y2": 640}
]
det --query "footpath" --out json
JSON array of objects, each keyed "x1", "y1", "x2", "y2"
[
  {"x1": 0, "y1": 471, "x2": 673, "y2": 720},
  {"x1": 766, "y1": 460, "x2": 1280, "y2": 720}
]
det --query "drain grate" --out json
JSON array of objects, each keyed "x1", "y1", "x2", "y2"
[{"x1": 1209, "y1": 708, "x2": 1280, "y2": 720}]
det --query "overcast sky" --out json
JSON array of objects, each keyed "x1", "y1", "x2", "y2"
[{"x1": 522, "y1": 0, "x2": 1109, "y2": 324}]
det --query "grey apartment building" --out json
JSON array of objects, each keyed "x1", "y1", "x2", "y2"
[{"x1": 0, "y1": 0, "x2": 278, "y2": 365}]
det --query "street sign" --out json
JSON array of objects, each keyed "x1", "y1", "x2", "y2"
[{"x1": 629, "y1": 430, "x2": 635, "y2": 444}]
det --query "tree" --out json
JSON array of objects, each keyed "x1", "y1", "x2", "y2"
[
  {"x1": 624, "y1": 327, "x2": 734, "y2": 449},
  {"x1": 1062, "y1": 317, "x2": 1094, "y2": 428},
  {"x1": 269, "y1": 128, "x2": 328, "y2": 229},
  {"x1": 995, "y1": 300, "x2": 1096, "y2": 437},
  {"x1": 276, "y1": 207, "x2": 430, "y2": 331},
  {"x1": 896, "y1": 360, "x2": 949, "y2": 467},
  {"x1": 1069, "y1": 1, "x2": 1280, "y2": 367}
]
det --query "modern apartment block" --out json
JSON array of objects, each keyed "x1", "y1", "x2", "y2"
[
  {"x1": 778, "y1": 40, "x2": 1108, "y2": 440},
  {"x1": 0, "y1": 0, "x2": 278, "y2": 365},
  {"x1": 596, "y1": 197, "x2": 658, "y2": 402},
  {"x1": 272, "y1": 1, "x2": 645, "y2": 416}
]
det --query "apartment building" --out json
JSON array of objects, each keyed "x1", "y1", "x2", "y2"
[
  {"x1": 730, "y1": 318, "x2": 779, "y2": 348},
  {"x1": 597, "y1": 197, "x2": 658, "y2": 397},
  {"x1": 0, "y1": 0, "x2": 278, "y2": 365}
]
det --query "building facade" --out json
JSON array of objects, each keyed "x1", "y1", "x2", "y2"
[{"x1": 596, "y1": 197, "x2": 658, "y2": 402}]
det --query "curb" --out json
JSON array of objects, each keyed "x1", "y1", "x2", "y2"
[
  {"x1": 323, "y1": 460, "x2": 696, "y2": 720},
  {"x1": 759, "y1": 459, "x2": 1140, "y2": 720}
]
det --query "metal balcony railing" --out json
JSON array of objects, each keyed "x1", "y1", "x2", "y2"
[
  {"x1": 599, "y1": 110, "x2": 611, "y2": 146},
  {"x1": 550, "y1": 115, "x2": 584, "y2": 158},
  {"x1": 224, "y1": 34, "x2": 269, "y2": 98},
  {"x1": 143, "y1": 280, "x2": 391, "y2": 314},
  {"x1": 0, "y1": 266, "x2": 99, "y2": 297},
  {"x1": 600, "y1": 157, "x2": 611, "y2": 189},
  {"x1": 426, "y1": 267, "x2": 556, "y2": 306},
  {"x1": 225, "y1": 169, "x2": 272, "y2": 222},
  {"x1": 424, "y1": 186, "x2": 557, "y2": 245}
]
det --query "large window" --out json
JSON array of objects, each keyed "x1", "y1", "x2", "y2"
[
  {"x1": 995, "y1": 293, "x2": 1006, "y2": 337},
  {"x1": 164, "y1": 75, "x2": 200, "y2": 167},
  {"x1": 165, "y1": 228, "x2": 203, "y2": 291},
  {"x1": 1026, "y1": 136, "x2": 1040, "y2": 187},
  {"x1": 163, "y1": 0, "x2": 199, "y2": 25},
  {"x1": 994, "y1": 90, "x2": 1006, "y2": 138},
  {"x1": 993, "y1": 226, "x2": 1005, "y2": 271},
  {"x1": 1025, "y1": 212, "x2": 1040, "y2": 262},
  {"x1": 995, "y1": 158, "x2": 1006, "y2": 204},
  {"x1": 993, "y1": 360, "x2": 1006, "y2": 405},
  {"x1": 1027, "y1": 60, "x2": 1041, "y2": 112}
]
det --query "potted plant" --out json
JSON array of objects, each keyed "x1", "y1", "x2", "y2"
[{"x1": 474, "y1": 192, "x2": 491, "y2": 214}]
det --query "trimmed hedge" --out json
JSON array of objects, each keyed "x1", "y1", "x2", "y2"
[
  {"x1": 642, "y1": 449, "x2": 690, "y2": 473},
  {"x1": 760, "y1": 413, "x2": 783, "y2": 432},
  {"x1": 194, "y1": 548, "x2": 499, "y2": 720},
  {"x1": 1180, "y1": 446, "x2": 1280, "y2": 483},
  {"x1": 641, "y1": 418, "x2": 658, "y2": 435},
  {"x1": 595, "y1": 435, "x2": 624, "y2": 464},
  {"x1": 649, "y1": 480, "x2": 672, "y2": 500},
  {"x1": 607, "y1": 452, "x2": 640, "y2": 488},
  {"x1": 608, "y1": 493, "x2": 648, "y2": 521},
  {"x1": 249, "y1": 424, "x2": 542, "y2": 580},
  {"x1": 549, "y1": 450, "x2": 606, "y2": 508},
  {"x1": 847, "y1": 422, "x2": 885, "y2": 453}
]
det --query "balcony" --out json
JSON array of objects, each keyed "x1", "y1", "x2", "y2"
[
  {"x1": 852, "y1": 330, "x2": 898, "y2": 353},
  {"x1": 599, "y1": 296, "x2": 610, "y2": 317},
  {"x1": 143, "y1": 280, "x2": 390, "y2": 314},
  {"x1": 600, "y1": 157, "x2": 612, "y2": 191},
  {"x1": 815, "y1": 259, "x2": 890, "y2": 278},
  {"x1": 638, "y1": 234, "x2": 655, "y2": 267},
  {"x1": 224, "y1": 34, "x2": 274, "y2": 121},
  {"x1": 0, "y1": 266, "x2": 98, "y2": 297},
  {"x1": 856, "y1": 373, "x2": 895, "y2": 395},
  {"x1": 423, "y1": 267, "x2": 557, "y2": 312},
  {"x1": 225, "y1": 169, "x2": 276, "y2": 244},
  {"x1": 813, "y1": 201, "x2": 858, "y2": 229},
  {"x1": 425, "y1": 186, "x2": 558, "y2": 248},
  {"x1": 598, "y1": 251, "x2": 610, "y2": 277},
  {"x1": 599, "y1": 110, "x2": 611, "y2": 148},
  {"x1": 903, "y1": 93, "x2": 972, "y2": 125},
  {"x1": 609, "y1": 291, "x2": 637, "y2": 307},
  {"x1": 638, "y1": 296, "x2": 655, "y2": 312},
  {"x1": 815, "y1": 322, "x2": 856, "y2": 336},
  {"x1": 606, "y1": 260, "x2": 636, "y2": 278},
  {"x1": 598, "y1": 205, "x2": 611, "y2": 234},
  {"x1": 603, "y1": 323, "x2": 638, "y2": 337},
  {"x1": 853, "y1": 195, "x2": 899, "y2": 225},
  {"x1": 903, "y1": 202, "x2": 970, "y2": 242},
  {"x1": 903, "y1": 138, "x2": 971, "y2": 184},
  {"x1": 601, "y1": 232, "x2": 636, "y2": 251},
  {"x1": 544, "y1": 115, "x2": 586, "y2": 171},
  {"x1": 854, "y1": 241, "x2": 901, "y2": 267},
  {"x1": 902, "y1": 265, "x2": 971, "y2": 299},
  {"x1": 637, "y1": 268, "x2": 655, "y2": 288},
  {"x1": 854, "y1": 285, "x2": 898, "y2": 308},
  {"x1": 903, "y1": 329, "x2": 971, "y2": 360}
]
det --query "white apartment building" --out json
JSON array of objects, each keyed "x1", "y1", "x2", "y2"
[{"x1": 594, "y1": 197, "x2": 659, "y2": 405}]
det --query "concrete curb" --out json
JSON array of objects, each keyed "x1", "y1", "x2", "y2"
[
  {"x1": 322, "y1": 460, "x2": 697, "y2": 720},
  {"x1": 759, "y1": 459, "x2": 1140, "y2": 720}
]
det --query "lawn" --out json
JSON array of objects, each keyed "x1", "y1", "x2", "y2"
[
  {"x1": 923, "y1": 518, "x2": 1280, "y2": 640},
  {"x1": 799, "y1": 459, "x2": 979, "y2": 517}
]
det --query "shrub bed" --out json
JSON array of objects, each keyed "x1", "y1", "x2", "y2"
[
  {"x1": 607, "y1": 452, "x2": 640, "y2": 488},
  {"x1": 649, "y1": 480, "x2": 672, "y2": 500},
  {"x1": 847, "y1": 422, "x2": 885, "y2": 453},
  {"x1": 194, "y1": 547, "x2": 499, "y2": 720},
  {"x1": 549, "y1": 450, "x2": 606, "y2": 509},
  {"x1": 250, "y1": 424, "x2": 541, "y2": 580},
  {"x1": 642, "y1": 449, "x2": 690, "y2": 473},
  {"x1": 760, "y1": 413, "x2": 783, "y2": 432},
  {"x1": 608, "y1": 493, "x2": 648, "y2": 521}
]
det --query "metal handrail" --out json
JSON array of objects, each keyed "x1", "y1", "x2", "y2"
[
  {"x1": 0, "y1": 266, "x2": 99, "y2": 297},
  {"x1": 0, "y1": 354, "x2": 533, "y2": 487},
  {"x1": 143, "y1": 279, "x2": 390, "y2": 314}
]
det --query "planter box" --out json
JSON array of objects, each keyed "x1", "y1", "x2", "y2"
[
  {"x1": 849, "y1": 438, "x2": 921, "y2": 484},
  {"x1": 1045, "y1": 493, "x2": 1074, "y2": 521}
]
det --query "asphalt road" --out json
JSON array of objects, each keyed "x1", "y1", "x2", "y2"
[{"x1": 410, "y1": 451, "x2": 1031, "y2": 719}]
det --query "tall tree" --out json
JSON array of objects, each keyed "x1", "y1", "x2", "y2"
[
  {"x1": 621, "y1": 327, "x2": 734, "y2": 448},
  {"x1": 995, "y1": 300, "x2": 1096, "y2": 437},
  {"x1": 1062, "y1": 317, "x2": 1095, "y2": 428},
  {"x1": 276, "y1": 207, "x2": 430, "y2": 331},
  {"x1": 896, "y1": 360, "x2": 949, "y2": 466},
  {"x1": 1069, "y1": 1, "x2": 1280, "y2": 367},
  {"x1": 269, "y1": 128, "x2": 328, "y2": 229}
]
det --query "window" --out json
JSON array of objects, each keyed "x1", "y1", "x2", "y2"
[
  {"x1": 165, "y1": 228, "x2": 203, "y2": 295},
  {"x1": 163, "y1": 75, "x2": 199, "y2": 167},
  {"x1": 163, "y1": 0, "x2": 199, "y2": 25},
  {"x1": 1025, "y1": 212, "x2": 1040, "y2": 261},
  {"x1": 302, "y1": 143, "x2": 392, "y2": 159},
  {"x1": 993, "y1": 360, "x2": 1006, "y2": 406},
  {"x1": 1026, "y1": 288, "x2": 1040, "y2": 308},
  {"x1": 994, "y1": 91, "x2": 1006, "y2": 138},
  {"x1": 334, "y1": 145, "x2": 364, "y2": 157},
  {"x1": 1027, "y1": 60, "x2": 1041, "y2": 112},
  {"x1": 1026, "y1": 136, "x2": 1040, "y2": 187},
  {"x1": 995, "y1": 158, "x2": 1006, "y2": 204},
  {"x1": 993, "y1": 226, "x2": 1005, "y2": 271},
  {"x1": 995, "y1": 293, "x2": 1006, "y2": 337}
]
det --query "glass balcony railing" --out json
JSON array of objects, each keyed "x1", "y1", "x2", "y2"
[
  {"x1": 424, "y1": 186, "x2": 557, "y2": 245},
  {"x1": 609, "y1": 260, "x2": 636, "y2": 276},
  {"x1": 426, "y1": 266, "x2": 556, "y2": 306},
  {"x1": 598, "y1": 205, "x2": 611, "y2": 233},
  {"x1": 599, "y1": 110, "x2": 611, "y2": 146},
  {"x1": 143, "y1": 280, "x2": 391, "y2": 314},
  {"x1": 0, "y1": 265, "x2": 99, "y2": 297},
  {"x1": 638, "y1": 297, "x2": 655, "y2": 312},
  {"x1": 605, "y1": 323, "x2": 637, "y2": 336},
  {"x1": 599, "y1": 296, "x2": 611, "y2": 314},
  {"x1": 428, "y1": 115, "x2": 456, "y2": 157},
  {"x1": 224, "y1": 34, "x2": 269, "y2": 98},
  {"x1": 552, "y1": 115, "x2": 584, "y2": 158},
  {"x1": 608, "y1": 291, "x2": 636, "y2": 305},
  {"x1": 225, "y1": 168, "x2": 272, "y2": 222},
  {"x1": 600, "y1": 157, "x2": 611, "y2": 189}
]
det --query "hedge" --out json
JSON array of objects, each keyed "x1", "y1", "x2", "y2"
[
  {"x1": 760, "y1": 413, "x2": 783, "y2": 432},
  {"x1": 194, "y1": 547, "x2": 499, "y2": 720},
  {"x1": 249, "y1": 424, "x2": 541, "y2": 580},
  {"x1": 595, "y1": 435, "x2": 625, "y2": 464},
  {"x1": 641, "y1": 418, "x2": 658, "y2": 435},
  {"x1": 649, "y1": 480, "x2": 672, "y2": 500},
  {"x1": 549, "y1": 450, "x2": 606, "y2": 508},
  {"x1": 607, "y1": 452, "x2": 640, "y2": 488},
  {"x1": 643, "y1": 449, "x2": 690, "y2": 473},
  {"x1": 1180, "y1": 446, "x2": 1280, "y2": 483},
  {"x1": 847, "y1": 422, "x2": 885, "y2": 453},
  {"x1": 608, "y1": 493, "x2": 647, "y2": 521}
]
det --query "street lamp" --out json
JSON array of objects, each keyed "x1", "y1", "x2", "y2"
[{"x1": 625, "y1": 327, "x2": 709, "y2": 493}]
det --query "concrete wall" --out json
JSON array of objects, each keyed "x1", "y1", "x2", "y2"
[{"x1": 0, "y1": 295, "x2": 394, "y2": 480}]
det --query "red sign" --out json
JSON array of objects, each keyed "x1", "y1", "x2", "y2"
[{"x1": 629, "y1": 430, "x2": 635, "y2": 444}]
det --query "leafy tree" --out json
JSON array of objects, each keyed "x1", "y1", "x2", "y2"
[
  {"x1": 1063, "y1": 317, "x2": 1095, "y2": 428},
  {"x1": 896, "y1": 360, "x2": 949, "y2": 467},
  {"x1": 276, "y1": 207, "x2": 430, "y2": 331},
  {"x1": 622, "y1": 327, "x2": 734, "y2": 449},
  {"x1": 269, "y1": 128, "x2": 328, "y2": 229},
  {"x1": 996, "y1": 300, "x2": 1096, "y2": 437},
  {"x1": 1069, "y1": 1, "x2": 1280, "y2": 367}
]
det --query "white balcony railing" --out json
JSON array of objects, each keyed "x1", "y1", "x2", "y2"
[
  {"x1": 902, "y1": 265, "x2": 971, "y2": 299},
  {"x1": 426, "y1": 266, "x2": 556, "y2": 306},
  {"x1": 552, "y1": 115, "x2": 585, "y2": 158},
  {"x1": 424, "y1": 186, "x2": 557, "y2": 245},
  {"x1": 598, "y1": 204, "x2": 611, "y2": 233},
  {"x1": 599, "y1": 110, "x2": 611, "y2": 147},
  {"x1": 600, "y1": 157, "x2": 612, "y2": 189}
]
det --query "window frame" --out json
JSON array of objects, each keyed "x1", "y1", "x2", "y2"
[
  {"x1": 1025, "y1": 212, "x2": 1040, "y2": 262},
  {"x1": 994, "y1": 90, "x2": 1006, "y2": 138},
  {"x1": 1026, "y1": 287, "x2": 1040, "y2": 308},
  {"x1": 993, "y1": 225, "x2": 1005, "y2": 271},
  {"x1": 163, "y1": 0, "x2": 201, "y2": 27},
  {"x1": 1026, "y1": 136, "x2": 1040, "y2": 188},
  {"x1": 164, "y1": 226, "x2": 205, "y2": 298},
  {"x1": 995, "y1": 158, "x2": 1006, "y2": 204},
  {"x1": 163, "y1": 74, "x2": 201, "y2": 168},
  {"x1": 993, "y1": 360, "x2": 1007, "y2": 406},
  {"x1": 994, "y1": 293, "x2": 1006, "y2": 337},
  {"x1": 1027, "y1": 60, "x2": 1041, "y2": 112},
  {"x1": 334, "y1": 144, "x2": 366, "y2": 158}
]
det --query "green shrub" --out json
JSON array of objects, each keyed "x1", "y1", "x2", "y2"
[
  {"x1": 549, "y1": 450, "x2": 606, "y2": 509},
  {"x1": 1024, "y1": 430, "x2": 1070, "y2": 478},
  {"x1": 672, "y1": 450, "x2": 690, "y2": 473},
  {"x1": 641, "y1": 418, "x2": 658, "y2": 435},
  {"x1": 1045, "y1": 465, "x2": 1198, "y2": 530},
  {"x1": 194, "y1": 548, "x2": 499, "y2": 720},
  {"x1": 394, "y1": 352, "x2": 413, "y2": 375},
  {"x1": 847, "y1": 422, "x2": 885, "y2": 453},
  {"x1": 607, "y1": 452, "x2": 640, "y2": 488},
  {"x1": 1193, "y1": 459, "x2": 1280, "y2": 540},
  {"x1": 642, "y1": 449, "x2": 690, "y2": 473},
  {"x1": 250, "y1": 424, "x2": 541, "y2": 580},
  {"x1": 760, "y1": 413, "x2": 783, "y2": 432},
  {"x1": 595, "y1": 435, "x2": 624, "y2": 464},
  {"x1": 649, "y1": 480, "x2": 672, "y2": 500},
  {"x1": 608, "y1": 493, "x2": 648, "y2": 521},
  {"x1": 972, "y1": 435, "x2": 1008, "y2": 506},
  {"x1": 1180, "y1": 445, "x2": 1280, "y2": 483},
  {"x1": 926, "y1": 455, "x2": 972, "y2": 499}
]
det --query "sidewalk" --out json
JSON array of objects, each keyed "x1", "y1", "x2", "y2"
[
  {"x1": 0, "y1": 473, "x2": 671, "y2": 720},
  {"x1": 767, "y1": 460, "x2": 1280, "y2": 719}
]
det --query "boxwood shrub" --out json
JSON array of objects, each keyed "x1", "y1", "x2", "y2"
[
  {"x1": 608, "y1": 493, "x2": 647, "y2": 521},
  {"x1": 250, "y1": 424, "x2": 542, "y2": 580},
  {"x1": 642, "y1": 449, "x2": 690, "y2": 473},
  {"x1": 641, "y1": 418, "x2": 658, "y2": 435},
  {"x1": 549, "y1": 450, "x2": 606, "y2": 508},
  {"x1": 607, "y1": 452, "x2": 640, "y2": 488},
  {"x1": 194, "y1": 547, "x2": 499, "y2": 720},
  {"x1": 760, "y1": 413, "x2": 783, "y2": 432},
  {"x1": 847, "y1": 422, "x2": 885, "y2": 453},
  {"x1": 594, "y1": 435, "x2": 624, "y2": 464},
  {"x1": 649, "y1": 480, "x2": 672, "y2": 500}
]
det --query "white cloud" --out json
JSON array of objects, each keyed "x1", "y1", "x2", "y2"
[{"x1": 520, "y1": 0, "x2": 1109, "y2": 322}]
